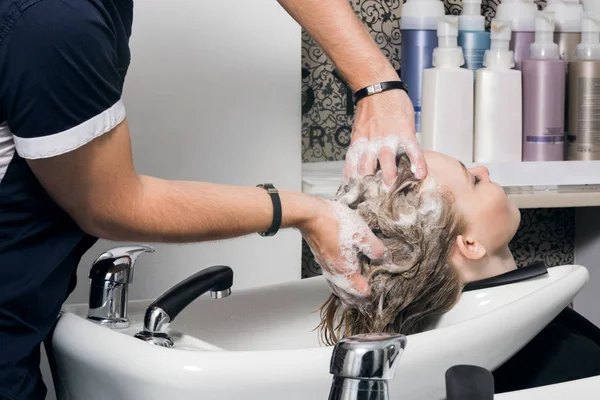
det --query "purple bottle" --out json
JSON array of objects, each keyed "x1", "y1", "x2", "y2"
[
  {"x1": 522, "y1": 12, "x2": 566, "y2": 161},
  {"x1": 400, "y1": 0, "x2": 445, "y2": 134},
  {"x1": 495, "y1": 0, "x2": 538, "y2": 71}
]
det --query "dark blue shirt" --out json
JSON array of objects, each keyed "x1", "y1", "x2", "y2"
[{"x1": 0, "y1": 1, "x2": 133, "y2": 398}]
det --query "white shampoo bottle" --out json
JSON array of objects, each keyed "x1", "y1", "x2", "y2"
[
  {"x1": 421, "y1": 16, "x2": 474, "y2": 162},
  {"x1": 474, "y1": 19, "x2": 523, "y2": 162}
]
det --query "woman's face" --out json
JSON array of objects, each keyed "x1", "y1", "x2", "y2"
[{"x1": 420, "y1": 151, "x2": 521, "y2": 253}]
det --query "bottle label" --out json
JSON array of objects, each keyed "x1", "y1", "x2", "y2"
[
  {"x1": 568, "y1": 77, "x2": 600, "y2": 158},
  {"x1": 526, "y1": 127, "x2": 564, "y2": 143},
  {"x1": 525, "y1": 136, "x2": 564, "y2": 143},
  {"x1": 577, "y1": 77, "x2": 600, "y2": 141}
]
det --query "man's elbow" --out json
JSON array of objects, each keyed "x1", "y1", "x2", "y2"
[{"x1": 72, "y1": 202, "x2": 136, "y2": 242}]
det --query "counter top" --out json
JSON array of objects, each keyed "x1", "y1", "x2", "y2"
[{"x1": 302, "y1": 161, "x2": 600, "y2": 209}]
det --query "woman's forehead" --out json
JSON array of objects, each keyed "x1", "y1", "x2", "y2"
[{"x1": 423, "y1": 152, "x2": 467, "y2": 187}]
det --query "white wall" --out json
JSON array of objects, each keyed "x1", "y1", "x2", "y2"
[
  {"x1": 67, "y1": 0, "x2": 302, "y2": 304},
  {"x1": 44, "y1": 1, "x2": 302, "y2": 398},
  {"x1": 574, "y1": 207, "x2": 600, "y2": 326}
]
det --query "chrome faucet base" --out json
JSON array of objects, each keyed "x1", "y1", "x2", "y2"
[
  {"x1": 133, "y1": 331, "x2": 174, "y2": 348},
  {"x1": 87, "y1": 316, "x2": 130, "y2": 329}
]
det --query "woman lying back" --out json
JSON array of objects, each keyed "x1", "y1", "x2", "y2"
[{"x1": 318, "y1": 151, "x2": 521, "y2": 344}]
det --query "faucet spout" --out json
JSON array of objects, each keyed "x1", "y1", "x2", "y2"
[
  {"x1": 87, "y1": 244, "x2": 155, "y2": 329},
  {"x1": 134, "y1": 265, "x2": 234, "y2": 348}
]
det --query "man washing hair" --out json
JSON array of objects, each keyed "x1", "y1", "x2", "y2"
[{"x1": 0, "y1": 1, "x2": 424, "y2": 398}]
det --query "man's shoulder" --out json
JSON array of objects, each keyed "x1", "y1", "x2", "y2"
[{"x1": 0, "y1": 0, "x2": 125, "y2": 45}]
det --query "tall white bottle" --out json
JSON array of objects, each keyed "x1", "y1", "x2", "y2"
[
  {"x1": 421, "y1": 16, "x2": 474, "y2": 162},
  {"x1": 582, "y1": 0, "x2": 600, "y2": 13},
  {"x1": 474, "y1": 20, "x2": 523, "y2": 163}
]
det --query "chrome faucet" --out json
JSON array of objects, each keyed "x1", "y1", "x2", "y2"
[
  {"x1": 328, "y1": 332, "x2": 407, "y2": 400},
  {"x1": 87, "y1": 244, "x2": 155, "y2": 329},
  {"x1": 134, "y1": 265, "x2": 234, "y2": 348}
]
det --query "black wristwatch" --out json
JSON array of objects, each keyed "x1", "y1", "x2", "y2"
[
  {"x1": 352, "y1": 81, "x2": 409, "y2": 104},
  {"x1": 256, "y1": 183, "x2": 282, "y2": 237}
]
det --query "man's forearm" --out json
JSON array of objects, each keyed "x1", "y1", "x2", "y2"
[
  {"x1": 90, "y1": 175, "x2": 319, "y2": 243},
  {"x1": 278, "y1": 0, "x2": 398, "y2": 91}
]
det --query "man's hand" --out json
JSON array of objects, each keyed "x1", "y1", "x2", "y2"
[
  {"x1": 344, "y1": 89, "x2": 426, "y2": 187},
  {"x1": 276, "y1": 0, "x2": 427, "y2": 186},
  {"x1": 300, "y1": 199, "x2": 392, "y2": 305}
]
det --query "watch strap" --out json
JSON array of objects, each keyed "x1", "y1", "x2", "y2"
[
  {"x1": 256, "y1": 183, "x2": 282, "y2": 237},
  {"x1": 352, "y1": 81, "x2": 409, "y2": 104}
]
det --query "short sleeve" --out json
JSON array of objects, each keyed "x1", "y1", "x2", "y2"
[{"x1": 0, "y1": 0, "x2": 126, "y2": 159}]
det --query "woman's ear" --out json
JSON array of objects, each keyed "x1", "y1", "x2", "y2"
[{"x1": 454, "y1": 235, "x2": 487, "y2": 260}]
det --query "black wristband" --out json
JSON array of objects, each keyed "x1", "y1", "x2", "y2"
[
  {"x1": 256, "y1": 183, "x2": 282, "y2": 237},
  {"x1": 352, "y1": 81, "x2": 409, "y2": 104}
]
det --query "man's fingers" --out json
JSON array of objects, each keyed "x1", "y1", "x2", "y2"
[
  {"x1": 355, "y1": 230, "x2": 391, "y2": 263},
  {"x1": 404, "y1": 141, "x2": 427, "y2": 179},
  {"x1": 343, "y1": 138, "x2": 367, "y2": 184},
  {"x1": 347, "y1": 273, "x2": 371, "y2": 297},
  {"x1": 378, "y1": 146, "x2": 397, "y2": 188},
  {"x1": 359, "y1": 150, "x2": 377, "y2": 177}
]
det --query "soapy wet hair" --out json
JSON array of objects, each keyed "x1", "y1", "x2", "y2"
[{"x1": 317, "y1": 154, "x2": 466, "y2": 345}]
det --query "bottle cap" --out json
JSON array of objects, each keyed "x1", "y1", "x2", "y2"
[
  {"x1": 576, "y1": 11, "x2": 600, "y2": 60},
  {"x1": 484, "y1": 19, "x2": 515, "y2": 69},
  {"x1": 495, "y1": 0, "x2": 537, "y2": 32},
  {"x1": 433, "y1": 16, "x2": 465, "y2": 67},
  {"x1": 400, "y1": 0, "x2": 446, "y2": 31},
  {"x1": 438, "y1": 15, "x2": 459, "y2": 40},
  {"x1": 545, "y1": 0, "x2": 584, "y2": 32},
  {"x1": 529, "y1": 11, "x2": 560, "y2": 59},
  {"x1": 459, "y1": 0, "x2": 485, "y2": 32},
  {"x1": 490, "y1": 19, "x2": 512, "y2": 42}
]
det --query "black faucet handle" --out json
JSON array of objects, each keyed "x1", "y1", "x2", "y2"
[
  {"x1": 149, "y1": 265, "x2": 234, "y2": 322},
  {"x1": 445, "y1": 365, "x2": 494, "y2": 400}
]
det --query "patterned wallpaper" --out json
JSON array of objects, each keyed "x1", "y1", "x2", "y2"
[
  {"x1": 300, "y1": 0, "x2": 573, "y2": 277},
  {"x1": 302, "y1": 0, "x2": 547, "y2": 162}
]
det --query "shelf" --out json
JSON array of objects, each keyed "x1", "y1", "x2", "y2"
[{"x1": 302, "y1": 160, "x2": 600, "y2": 209}]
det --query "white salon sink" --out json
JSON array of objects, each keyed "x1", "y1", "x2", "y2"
[{"x1": 49, "y1": 264, "x2": 588, "y2": 400}]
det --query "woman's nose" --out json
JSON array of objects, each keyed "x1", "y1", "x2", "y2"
[{"x1": 471, "y1": 166, "x2": 491, "y2": 181}]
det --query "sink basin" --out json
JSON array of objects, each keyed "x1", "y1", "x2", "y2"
[{"x1": 49, "y1": 264, "x2": 588, "y2": 400}]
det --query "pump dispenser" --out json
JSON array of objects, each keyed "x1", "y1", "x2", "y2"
[
  {"x1": 474, "y1": 19, "x2": 523, "y2": 162},
  {"x1": 521, "y1": 12, "x2": 567, "y2": 161},
  {"x1": 458, "y1": 0, "x2": 491, "y2": 75},
  {"x1": 576, "y1": 12, "x2": 600, "y2": 60},
  {"x1": 545, "y1": 0, "x2": 584, "y2": 62},
  {"x1": 495, "y1": 0, "x2": 538, "y2": 70},
  {"x1": 421, "y1": 16, "x2": 474, "y2": 162},
  {"x1": 400, "y1": 0, "x2": 445, "y2": 134},
  {"x1": 567, "y1": 12, "x2": 600, "y2": 160},
  {"x1": 582, "y1": 0, "x2": 600, "y2": 12}
]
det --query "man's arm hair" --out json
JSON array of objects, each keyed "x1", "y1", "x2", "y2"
[
  {"x1": 27, "y1": 119, "x2": 317, "y2": 242},
  {"x1": 277, "y1": 0, "x2": 399, "y2": 91}
]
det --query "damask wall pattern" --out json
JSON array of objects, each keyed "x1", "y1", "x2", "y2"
[
  {"x1": 300, "y1": 0, "x2": 573, "y2": 278},
  {"x1": 301, "y1": 0, "x2": 547, "y2": 163}
]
